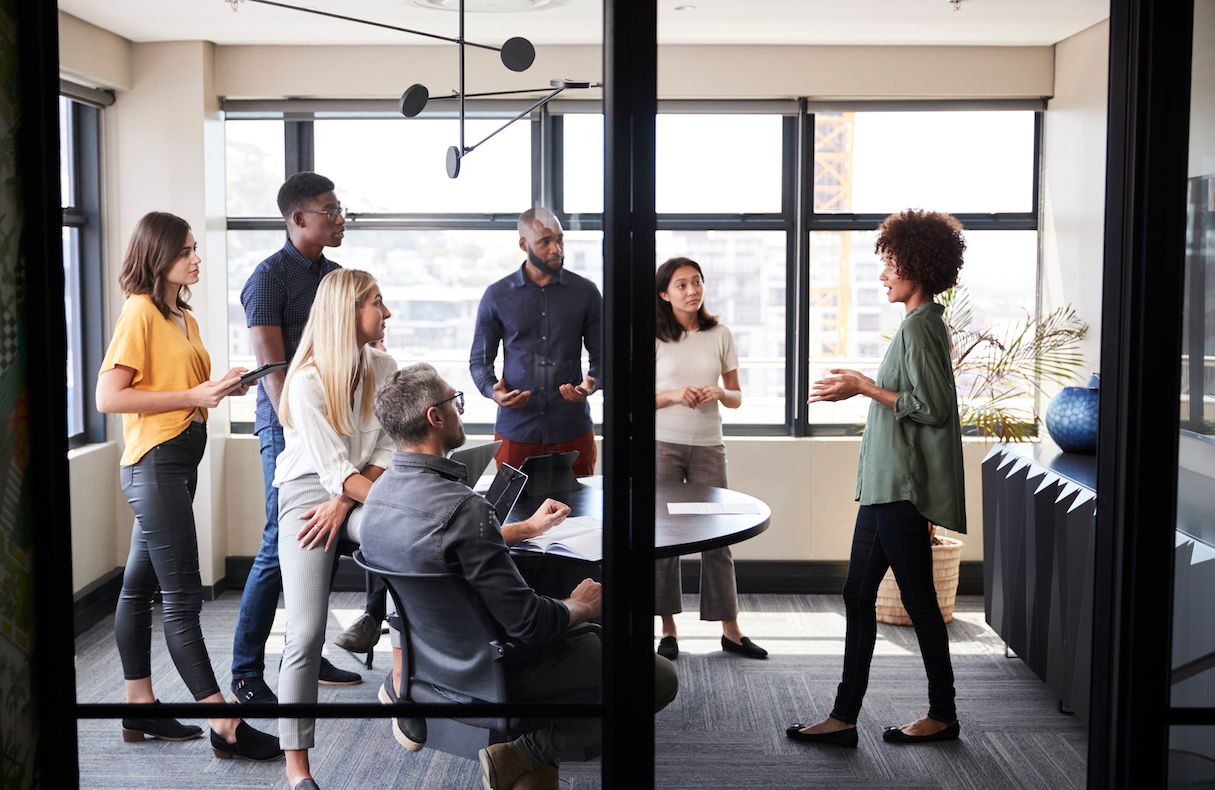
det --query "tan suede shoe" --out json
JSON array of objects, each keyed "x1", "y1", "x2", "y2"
[
  {"x1": 513, "y1": 765, "x2": 559, "y2": 790},
  {"x1": 478, "y1": 742, "x2": 538, "y2": 790}
]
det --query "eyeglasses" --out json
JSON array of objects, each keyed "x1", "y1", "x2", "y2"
[
  {"x1": 302, "y1": 206, "x2": 348, "y2": 222},
  {"x1": 434, "y1": 391, "x2": 465, "y2": 413}
]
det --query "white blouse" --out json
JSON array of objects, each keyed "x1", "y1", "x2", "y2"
[
  {"x1": 654, "y1": 324, "x2": 738, "y2": 447},
  {"x1": 273, "y1": 348, "x2": 398, "y2": 496}
]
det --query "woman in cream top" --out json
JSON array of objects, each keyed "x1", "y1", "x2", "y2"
[
  {"x1": 272, "y1": 268, "x2": 397, "y2": 790},
  {"x1": 653, "y1": 257, "x2": 767, "y2": 662},
  {"x1": 96, "y1": 211, "x2": 281, "y2": 761}
]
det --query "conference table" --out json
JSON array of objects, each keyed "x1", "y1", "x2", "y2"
[{"x1": 502, "y1": 475, "x2": 771, "y2": 595}]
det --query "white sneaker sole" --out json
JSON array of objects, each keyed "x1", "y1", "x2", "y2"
[{"x1": 391, "y1": 718, "x2": 425, "y2": 752}]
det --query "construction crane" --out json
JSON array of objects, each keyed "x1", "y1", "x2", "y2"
[{"x1": 811, "y1": 112, "x2": 854, "y2": 358}]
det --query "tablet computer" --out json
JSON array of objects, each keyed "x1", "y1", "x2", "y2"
[
  {"x1": 449, "y1": 439, "x2": 503, "y2": 487},
  {"x1": 237, "y1": 361, "x2": 289, "y2": 387},
  {"x1": 484, "y1": 462, "x2": 528, "y2": 524},
  {"x1": 519, "y1": 450, "x2": 581, "y2": 497}
]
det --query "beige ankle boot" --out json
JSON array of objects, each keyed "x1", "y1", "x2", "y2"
[{"x1": 478, "y1": 742, "x2": 538, "y2": 790}]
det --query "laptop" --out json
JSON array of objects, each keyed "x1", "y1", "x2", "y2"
[
  {"x1": 448, "y1": 440, "x2": 503, "y2": 487},
  {"x1": 519, "y1": 450, "x2": 581, "y2": 497},
  {"x1": 484, "y1": 462, "x2": 528, "y2": 524}
]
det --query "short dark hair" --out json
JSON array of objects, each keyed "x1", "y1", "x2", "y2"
[
  {"x1": 655, "y1": 257, "x2": 718, "y2": 343},
  {"x1": 375, "y1": 363, "x2": 449, "y2": 446},
  {"x1": 277, "y1": 172, "x2": 336, "y2": 218},
  {"x1": 874, "y1": 209, "x2": 966, "y2": 296}
]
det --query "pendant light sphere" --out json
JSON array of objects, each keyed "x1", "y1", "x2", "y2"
[
  {"x1": 446, "y1": 145, "x2": 462, "y2": 179},
  {"x1": 399, "y1": 84, "x2": 430, "y2": 117},
  {"x1": 500, "y1": 36, "x2": 535, "y2": 72}
]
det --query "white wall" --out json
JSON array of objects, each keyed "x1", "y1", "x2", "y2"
[
  {"x1": 215, "y1": 43, "x2": 1053, "y2": 100},
  {"x1": 63, "y1": 10, "x2": 1079, "y2": 591},
  {"x1": 1041, "y1": 20, "x2": 1110, "y2": 381}
]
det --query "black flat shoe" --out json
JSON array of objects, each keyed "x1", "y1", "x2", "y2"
[
  {"x1": 657, "y1": 635, "x2": 679, "y2": 660},
  {"x1": 722, "y1": 635, "x2": 768, "y2": 659},
  {"x1": 121, "y1": 700, "x2": 203, "y2": 742},
  {"x1": 318, "y1": 657, "x2": 362, "y2": 686},
  {"x1": 293, "y1": 780, "x2": 320, "y2": 790},
  {"x1": 210, "y1": 720, "x2": 284, "y2": 761},
  {"x1": 231, "y1": 676, "x2": 278, "y2": 705},
  {"x1": 785, "y1": 722, "x2": 858, "y2": 748},
  {"x1": 882, "y1": 720, "x2": 961, "y2": 744}
]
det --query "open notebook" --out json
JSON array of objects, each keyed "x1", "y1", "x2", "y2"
[{"x1": 512, "y1": 516, "x2": 602, "y2": 562}]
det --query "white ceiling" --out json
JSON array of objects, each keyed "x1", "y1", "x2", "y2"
[{"x1": 59, "y1": 0, "x2": 1109, "y2": 47}]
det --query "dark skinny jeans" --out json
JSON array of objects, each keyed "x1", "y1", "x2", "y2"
[
  {"x1": 831, "y1": 500, "x2": 957, "y2": 724},
  {"x1": 115, "y1": 422, "x2": 221, "y2": 700}
]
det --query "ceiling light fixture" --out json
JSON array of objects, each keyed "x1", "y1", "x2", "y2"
[
  {"x1": 674, "y1": 4, "x2": 697, "y2": 11},
  {"x1": 225, "y1": 0, "x2": 595, "y2": 178},
  {"x1": 948, "y1": 0, "x2": 969, "y2": 10}
]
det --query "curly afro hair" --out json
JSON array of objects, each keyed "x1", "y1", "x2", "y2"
[{"x1": 874, "y1": 210, "x2": 966, "y2": 296}]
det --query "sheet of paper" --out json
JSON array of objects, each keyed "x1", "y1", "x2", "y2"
[
  {"x1": 517, "y1": 516, "x2": 602, "y2": 552},
  {"x1": 666, "y1": 501, "x2": 761, "y2": 515}
]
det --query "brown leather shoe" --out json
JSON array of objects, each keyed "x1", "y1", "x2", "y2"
[
  {"x1": 513, "y1": 764, "x2": 558, "y2": 790},
  {"x1": 478, "y1": 742, "x2": 538, "y2": 790}
]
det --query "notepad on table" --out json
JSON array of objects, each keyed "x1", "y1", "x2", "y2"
[
  {"x1": 513, "y1": 516, "x2": 603, "y2": 562},
  {"x1": 667, "y1": 502, "x2": 761, "y2": 515}
]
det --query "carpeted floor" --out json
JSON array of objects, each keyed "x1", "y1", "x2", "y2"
[{"x1": 74, "y1": 593, "x2": 1087, "y2": 789}]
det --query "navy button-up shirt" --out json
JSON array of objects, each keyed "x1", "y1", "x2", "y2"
[
  {"x1": 470, "y1": 264, "x2": 602, "y2": 443},
  {"x1": 241, "y1": 238, "x2": 341, "y2": 433}
]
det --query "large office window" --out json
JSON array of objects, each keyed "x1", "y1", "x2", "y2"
[
  {"x1": 806, "y1": 109, "x2": 1040, "y2": 429},
  {"x1": 224, "y1": 102, "x2": 1040, "y2": 436},
  {"x1": 60, "y1": 92, "x2": 105, "y2": 447}
]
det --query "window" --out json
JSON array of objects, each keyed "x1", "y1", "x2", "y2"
[
  {"x1": 60, "y1": 93, "x2": 105, "y2": 446},
  {"x1": 562, "y1": 109, "x2": 791, "y2": 428},
  {"x1": 224, "y1": 102, "x2": 1040, "y2": 436},
  {"x1": 807, "y1": 108, "x2": 1040, "y2": 429}
]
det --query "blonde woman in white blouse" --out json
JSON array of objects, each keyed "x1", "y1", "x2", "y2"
[
  {"x1": 273, "y1": 269, "x2": 396, "y2": 790},
  {"x1": 653, "y1": 257, "x2": 767, "y2": 662}
]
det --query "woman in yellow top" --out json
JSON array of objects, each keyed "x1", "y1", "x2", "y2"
[{"x1": 96, "y1": 211, "x2": 282, "y2": 762}]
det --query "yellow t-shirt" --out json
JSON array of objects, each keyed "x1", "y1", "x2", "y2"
[{"x1": 100, "y1": 294, "x2": 211, "y2": 465}]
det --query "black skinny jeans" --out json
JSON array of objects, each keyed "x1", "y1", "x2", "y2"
[
  {"x1": 831, "y1": 500, "x2": 957, "y2": 724},
  {"x1": 115, "y1": 422, "x2": 221, "y2": 700}
]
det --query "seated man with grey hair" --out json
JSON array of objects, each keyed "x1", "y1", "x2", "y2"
[{"x1": 360, "y1": 362, "x2": 678, "y2": 790}]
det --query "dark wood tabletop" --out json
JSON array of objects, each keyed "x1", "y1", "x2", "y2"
[{"x1": 507, "y1": 475, "x2": 771, "y2": 559}]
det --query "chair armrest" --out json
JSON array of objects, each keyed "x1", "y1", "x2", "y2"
[{"x1": 489, "y1": 621, "x2": 601, "y2": 663}]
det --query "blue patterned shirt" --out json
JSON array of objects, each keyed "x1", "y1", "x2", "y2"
[
  {"x1": 470, "y1": 264, "x2": 603, "y2": 443},
  {"x1": 241, "y1": 238, "x2": 341, "y2": 433}
]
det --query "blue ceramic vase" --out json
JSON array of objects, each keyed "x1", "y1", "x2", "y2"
[{"x1": 1045, "y1": 373, "x2": 1100, "y2": 454}]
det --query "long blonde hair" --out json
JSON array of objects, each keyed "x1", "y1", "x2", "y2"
[{"x1": 280, "y1": 269, "x2": 380, "y2": 436}]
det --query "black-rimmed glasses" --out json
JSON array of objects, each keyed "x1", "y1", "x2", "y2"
[{"x1": 434, "y1": 391, "x2": 465, "y2": 413}]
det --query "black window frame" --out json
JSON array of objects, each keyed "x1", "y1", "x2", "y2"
[
  {"x1": 223, "y1": 98, "x2": 1043, "y2": 440},
  {"x1": 60, "y1": 85, "x2": 108, "y2": 449}
]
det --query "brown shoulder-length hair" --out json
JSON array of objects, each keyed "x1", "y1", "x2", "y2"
[
  {"x1": 656, "y1": 257, "x2": 718, "y2": 343},
  {"x1": 118, "y1": 211, "x2": 194, "y2": 318},
  {"x1": 873, "y1": 209, "x2": 966, "y2": 296}
]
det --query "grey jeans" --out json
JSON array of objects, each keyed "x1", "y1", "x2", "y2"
[
  {"x1": 654, "y1": 441, "x2": 739, "y2": 621},
  {"x1": 276, "y1": 474, "x2": 364, "y2": 750},
  {"x1": 510, "y1": 634, "x2": 679, "y2": 765}
]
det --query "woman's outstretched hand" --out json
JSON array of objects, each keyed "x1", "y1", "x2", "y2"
[{"x1": 809, "y1": 369, "x2": 872, "y2": 403}]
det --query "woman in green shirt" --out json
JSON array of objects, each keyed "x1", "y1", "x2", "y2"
[{"x1": 787, "y1": 209, "x2": 967, "y2": 748}]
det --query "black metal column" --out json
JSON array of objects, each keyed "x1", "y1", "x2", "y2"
[
  {"x1": 1089, "y1": 0, "x2": 1195, "y2": 786},
  {"x1": 601, "y1": 0, "x2": 657, "y2": 787}
]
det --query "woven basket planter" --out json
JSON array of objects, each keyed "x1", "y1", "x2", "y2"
[{"x1": 875, "y1": 534, "x2": 963, "y2": 626}]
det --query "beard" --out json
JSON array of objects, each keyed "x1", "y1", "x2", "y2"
[
  {"x1": 526, "y1": 243, "x2": 563, "y2": 275},
  {"x1": 445, "y1": 421, "x2": 467, "y2": 454}
]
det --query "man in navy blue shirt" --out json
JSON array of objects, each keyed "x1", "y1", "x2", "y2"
[
  {"x1": 470, "y1": 207, "x2": 603, "y2": 476},
  {"x1": 229, "y1": 172, "x2": 362, "y2": 705}
]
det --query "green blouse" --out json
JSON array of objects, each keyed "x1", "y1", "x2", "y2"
[{"x1": 855, "y1": 302, "x2": 967, "y2": 533}]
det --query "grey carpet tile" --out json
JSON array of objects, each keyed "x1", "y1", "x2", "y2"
[{"x1": 75, "y1": 593, "x2": 1086, "y2": 789}]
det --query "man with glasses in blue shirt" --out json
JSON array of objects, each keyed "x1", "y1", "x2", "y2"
[
  {"x1": 471, "y1": 206, "x2": 603, "y2": 478},
  {"x1": 230, "y1": 172, "x2": 363, "y2": 705}
]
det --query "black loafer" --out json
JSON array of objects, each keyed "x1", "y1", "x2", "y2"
[
  {"x1": 231, "y1": 676, "x2": 278, "y2": 705},
  {"x1": 882, "y1": 720, "x2": 961, "y2": 744},
  {"x1": 656, "y1": 636, "x2": 679, "y2": 660},
  {"x1": 121, "y1": 700, "x2": 203, "y2": 742},
  {"x1": 722, "y1": 635, "x2": 768, "y2": 659},
  {"x1": 785, "y1": 722, "x2": 858, "y2": 748},
  {"x1": 318, "y1": 657, "x2": 362, "y2": 686},
  {"x1": 210, "y1": 720, "x2": 284, "y2": 761},
  {"x1": 293, "y1": 780, "x2": 320, "y2": 790}
]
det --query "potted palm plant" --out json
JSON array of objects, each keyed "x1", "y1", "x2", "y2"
[{"x1": 876, "y1": 284, "x2": 1088, "y2": 625}]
